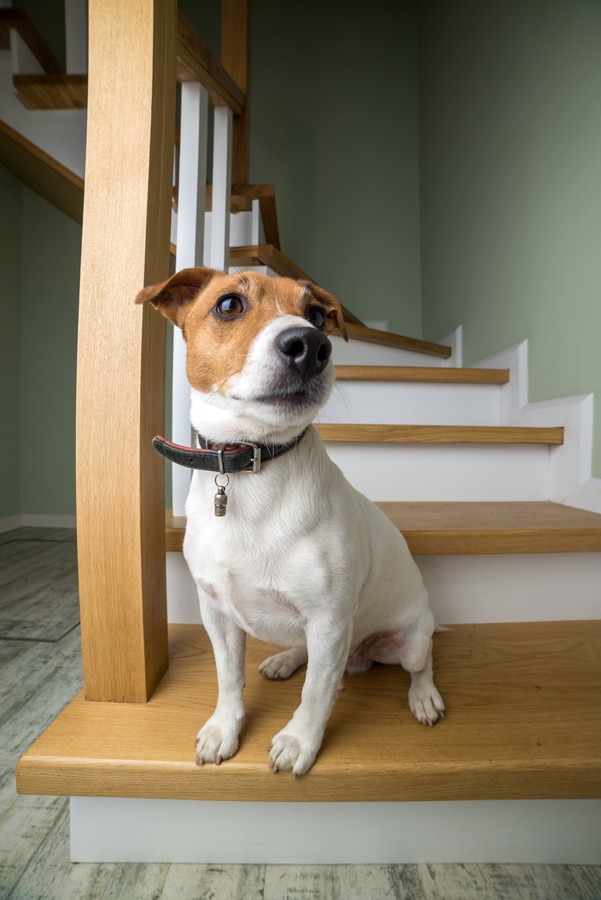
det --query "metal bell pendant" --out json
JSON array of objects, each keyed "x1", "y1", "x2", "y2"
[{"x1": 214, "y1": 485, "x2": 228, "y2": 517}]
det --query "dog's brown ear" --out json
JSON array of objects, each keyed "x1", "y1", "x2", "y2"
[
  {"x1": 307, "y1": 283, "x2": 349, "y2": 342},
  {"x1": 135, "y1": 267, "x2": 218, "y2": 328}
]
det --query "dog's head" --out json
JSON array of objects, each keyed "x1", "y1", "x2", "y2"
[{"x1": 136, "y1": 268, "x2": 347, "y2": 442}]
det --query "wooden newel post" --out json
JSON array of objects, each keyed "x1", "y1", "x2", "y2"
[{"x1": 75, "y1": 0, "x2": 176, "y2": 702}]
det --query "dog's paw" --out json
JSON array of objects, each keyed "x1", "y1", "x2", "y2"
[
  {"x1": 268, "y1": 732, "x2": 318, "y2": 777},
  {"x1": 195, "y1": 716, "x2": 242, "y2": 766},
  {"x1": 259, "y1": 647, "x2": 307, "y2": 681},
  {"x1": 408, "y1": 682, "x2": 445, "y2": 726}
]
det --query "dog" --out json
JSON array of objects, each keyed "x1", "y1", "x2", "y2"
[{"x1": 136, "y1": 268, "x2": 444, "y2": 776}]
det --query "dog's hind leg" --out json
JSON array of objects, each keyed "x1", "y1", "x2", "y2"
[
  {"x1": 259, "y1": 647, "x2": 308, "y2": 681},
  {"x1": 366, "y1": 624, "x2": 445, "y2": 726},
  {"x1": 399, "y1": 631, "x2": 445, "y2": 727}
]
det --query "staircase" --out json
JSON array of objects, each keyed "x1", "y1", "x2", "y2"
[{"x1": 7, "y1": 0, "x2": 601, "y2": 866}]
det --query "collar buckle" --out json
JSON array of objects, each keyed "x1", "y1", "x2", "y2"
[{"x1": 238, "y1": 441, "x2": 261, "y2": 473}]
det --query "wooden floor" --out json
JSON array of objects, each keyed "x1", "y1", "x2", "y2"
[{"x1": 1, "y1": 528, "x2": 601, "y2": 898}]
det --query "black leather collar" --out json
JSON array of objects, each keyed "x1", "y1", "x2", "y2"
[{"x1": 152, "y1": 429, "x2": 307, "y2": 474}]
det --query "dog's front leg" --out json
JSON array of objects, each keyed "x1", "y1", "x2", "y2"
[
  {"x1": 269, "y1": 619, "x2": 352, "y2": 777},
  {"x1": 195, "y1": 595, "x2": 246, "y2": 766}
]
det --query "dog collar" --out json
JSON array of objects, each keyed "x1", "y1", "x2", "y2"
[{"x1": 152, "y1": 430, "x2": 307, "y2": 475}]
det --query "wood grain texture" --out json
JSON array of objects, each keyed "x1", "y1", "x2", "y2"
[
  {"x1": 164, "y1": 502, "x2": 601, "y2": 556},
  {"x1": 228, "y1": 243, "x2": 314, "y2": 280},
  {"x1": 4, "y1": 540, "x2": 600, "y2": 892},
  {"x1": 16, "y1": 621, "x2": 601, "y2": 803},
  {"x1": 345, "y1": 324, "x2": 452, "y2": 358},
  {"x1": 334, "y1": 365, "x2": 510, "y2": 384},
  {"x1": 177, "y1": 9, "x2": 244, "y2": 113},
  {"x1": 380, "y1": 501, "x2": 601, "y2": 555},
  {"x1": 221, "y1": 0, "x2": 250, "y2": 184},
  {"x1": 75, "y1": 0, "x2": 176, "y2": 702},
  {"x1": 0, "y1": 540, "x2": 79, "y2": 640},
  {"x1": 0, "y1": 120, "x2": 84, "y2": 223},
  {"x1": 0, "y1": 9, "x2": 63, "y2": 74},
  {"x1": 13, "y1": 74, "x2": 88, "y2": 110},
  {"x1": 316, "y1": 423, "x2": 564, "y2": 445}
]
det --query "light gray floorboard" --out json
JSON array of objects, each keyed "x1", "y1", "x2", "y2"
[
  {"x1": 0, "y1": 539, "x2": 79, "y2": 641},
  {"x1": 1, "y1": 528, "x2": 600, "y2": 900}
]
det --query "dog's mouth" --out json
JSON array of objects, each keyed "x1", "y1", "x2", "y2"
[
  {"x1": 233, "y1": 378, "x2": 329, "y2": 412},
  {"x1": 231, "y1": 390, "x2": 315, "y2": 413}
]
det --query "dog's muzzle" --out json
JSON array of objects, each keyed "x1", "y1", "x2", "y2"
[{"x1": 276, "y1": 327, "x2": 332, "y2": 384}]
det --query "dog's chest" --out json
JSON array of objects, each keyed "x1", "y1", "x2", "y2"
[{"x1": 184, "y1": 491, "x2": 319, "y2": 643}]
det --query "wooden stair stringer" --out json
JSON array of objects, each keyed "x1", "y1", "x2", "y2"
[{"x1": 0, "y1": 119, "x2": 84, "y2": 222}]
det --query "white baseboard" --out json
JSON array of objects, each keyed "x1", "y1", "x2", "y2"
[
  {"x1": 70, "y1": 797, "x2": 601, "y2": 864},
  {"x1": 0, "y1": 515, "x2": 22, "y2": 534},
  {"x1": 21, "y1": 514, "x2": 77, "y2": 528}
]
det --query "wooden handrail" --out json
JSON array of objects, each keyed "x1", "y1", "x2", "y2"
[
  {"x1": 176, "y1": 10, "x2": 245, "y2": 114},
  {"x1": 0, "y1": 9, "x2": 63, "y2": 74},
  {"x1": 7, "y1": 11, "x2": 247, "y2": 115}
]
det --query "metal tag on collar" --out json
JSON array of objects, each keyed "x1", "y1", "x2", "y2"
[{"x1": 214, "y1": 474, "x2": 229, "y2": 517}]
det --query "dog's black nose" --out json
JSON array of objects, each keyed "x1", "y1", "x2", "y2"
[{"x1": 276, "y1": 327, "x2": 332, "y2": 383}]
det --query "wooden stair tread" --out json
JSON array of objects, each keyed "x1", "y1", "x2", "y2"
[
  {"x1": 165, "y1": 502, "x2": 601, "y2": 556},
  {"x1": 317, "y1": 423, "x2": 564, "y2": 445},
  {"x1": 13, "y1": 74, "x2": 87, "y2": 111},
  {"x1": 17, "y1": 621, "x2": 601, "y2": 802},
  {"x1": 335, "y1": 365, "x2": 509, "y2": 385},
  {"x1": 380, "y1": 501, "x2": 601, "y2": 555}
]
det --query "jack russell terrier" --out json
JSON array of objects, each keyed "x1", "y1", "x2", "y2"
[{"x1": 136, "y1": 268, "x2": 444, "y2": 776}]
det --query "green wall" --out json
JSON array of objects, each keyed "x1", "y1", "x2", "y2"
[
  {"x1": 249, "y1": 0, "x2": 422, "y2": 335},
  {"x1": 3, "y1": 0, "x2": 601, "y2": 519},
  {"x1": 0, "y1": 167, "x2": 22, "y2": 519},
  {"x1": 19, "y1": 189, "x2": 81, "y2": 515},
  {"x1": 0, "y1": 174, "x2": 81, "y2": 520},
  {"x1": 419, "y1": 0, "x2": 601, "y2": 476}
]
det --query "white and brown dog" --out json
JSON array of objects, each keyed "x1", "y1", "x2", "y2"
[{"x1": 137, "y1": 268, "x2": 444, "y2": 776}]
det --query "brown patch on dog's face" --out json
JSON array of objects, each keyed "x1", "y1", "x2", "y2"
[{"x1": 137, "y1": 269, "x2": 347, "y2": 395}]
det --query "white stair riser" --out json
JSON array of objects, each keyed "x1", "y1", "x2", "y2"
[
  {"x1": 420, "y1": 553, "x2": 601, "y2": 624},
  {"x1": 330, "y1": 335, "x2": 452, "y2": 367},
  {"x1": 166, "y1": 551, "x2": 601, "y2": 625},
  {"x1": 71, "y1": 797, "x2": 601, "y2": 865},
  {"x1": 324, "y1": 443, "x2": 551, "y2": 501},
  {"x1": 323, "y1": 381, "x2": 501, "y2": 426}
]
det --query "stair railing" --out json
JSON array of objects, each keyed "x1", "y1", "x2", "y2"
[{"x1": 75, "y1": 0, "x2": 248, "y2": 705}]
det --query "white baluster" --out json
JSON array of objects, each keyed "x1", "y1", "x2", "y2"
[
  {"x1": 172, "y1": 82, "x2": 209, "y2": 516},
  {"x1": 209, "y1": 106, "x2": 233, "y2": 271},
  {"x1": 251, "y1": 198, "x2": 261, "y2": 245}
]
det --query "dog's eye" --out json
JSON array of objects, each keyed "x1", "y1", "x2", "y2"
[
  {"x1": 307, "y1": 306, "x2": 326, "y2": 329},
  {"x1": 215, "y1": 294, "x2": 245, "y2": 318}
]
